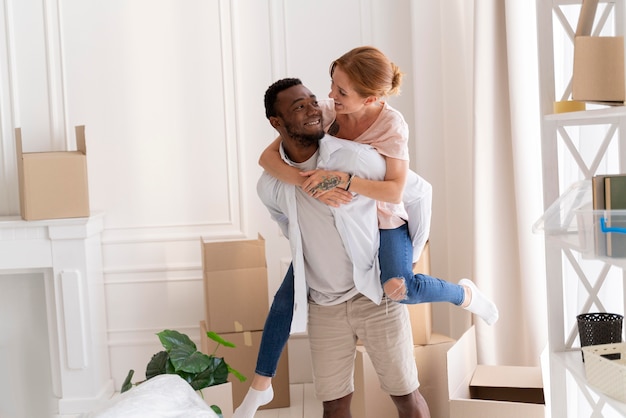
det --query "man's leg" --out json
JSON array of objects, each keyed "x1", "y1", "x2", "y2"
[
  {"x1": 353, "y1": 295, "x2": 431, "y2": 418},
  {"x1": 323, "y1": 393, "x2": 352, "y2": 418},
  {"x1": 308, "y1": 300, "x2": 358, "y2": 413},
  {"x1": 391, "y1": 390, "x2": 431, "y2": 418}
]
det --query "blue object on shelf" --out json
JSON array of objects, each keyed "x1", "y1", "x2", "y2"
[{"x1": 600, "y1": 217, "x2": 626, "y2": 235}]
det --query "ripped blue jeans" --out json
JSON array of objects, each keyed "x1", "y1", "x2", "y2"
[{"x1": 379, "y1": 223, "x2": 464, "y2": 305}]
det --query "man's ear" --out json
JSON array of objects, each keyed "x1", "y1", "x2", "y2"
[{"x1": 270, "y1": 116, "x2": 281, "y2": 129}]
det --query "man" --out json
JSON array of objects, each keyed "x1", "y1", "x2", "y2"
[{"x1": 257, "y1": 78, "x2": 431, "y2": 418}]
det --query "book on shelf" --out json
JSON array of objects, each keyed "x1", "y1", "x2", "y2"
[
  {"x1": 591, "y1": 175, "x2": 607, "y2": 256},
  {"x1": 604, "y1": 175, "x2": 626, "y2": 257}
]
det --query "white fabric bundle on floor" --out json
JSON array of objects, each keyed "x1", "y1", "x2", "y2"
[{"x1": 82, "y1": 374, "x2": 220, "y2": 418}]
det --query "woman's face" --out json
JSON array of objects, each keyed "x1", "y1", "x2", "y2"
[{"x1": 328, "y1": 66, "x2": 367, "y2": 115}]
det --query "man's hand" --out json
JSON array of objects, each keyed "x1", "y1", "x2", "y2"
[{"x1": 300, "y1": 169, "x2": 348, "y2": 196}]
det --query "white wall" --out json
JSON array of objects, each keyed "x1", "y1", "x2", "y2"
[{"x1": 0, "y1": 0, "x2": 452, "y2": 394}]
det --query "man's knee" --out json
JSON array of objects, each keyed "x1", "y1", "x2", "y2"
[{"x1": 322, "y1": 393, "x2": 352, "y2": 418}]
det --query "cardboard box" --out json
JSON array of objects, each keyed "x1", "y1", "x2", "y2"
[
  {"x1": 352, "y1": 333, "x2": 455, "y2": 418},
  {"x1": 408, "y1": 241, "x2": 432, "y2": 345},
  {"x1": 447, "y1": 326, "x2": 545, "y2": 418},
  {"x1": 573, "y1": 36, "x2": 625, "y2": 103},
  {"x1": 572, "y1": 0, "x2": 625, "y2": 103},
  {"x1": 200, "y1": 321, "x2": 290, "y2": 410},
  {"x1": 201, "y1": 235, "x2": 269, "y2": 333},
  {"x1": 199, "y1": 382, "x2": 233, "y2": 418},
  {"x1": 15, "y1": 126, "x2": 90, "y2": 220}
]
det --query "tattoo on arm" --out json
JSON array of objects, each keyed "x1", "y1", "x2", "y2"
[{"x1": 311, "y1": 176, "x2": 342, "y2": 192}]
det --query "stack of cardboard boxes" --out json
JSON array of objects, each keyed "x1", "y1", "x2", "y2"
[
  {"x1": 201, "y1": 236, "x2": 547, "y2": 417},
  {"x1": 200, "y1": 235, "x2": 290, "y2": 414}
]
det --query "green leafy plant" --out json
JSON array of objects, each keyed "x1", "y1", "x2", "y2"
[{"x1": 121, "y1": 329, "x2": 246, "y2": 417}]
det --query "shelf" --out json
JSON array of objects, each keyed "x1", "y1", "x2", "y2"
[
  {"x1": 541, "y1": 209, "x2": 626, "y2": 269},
  {"x1": 537, "y1": 0, "x2": 626, "y2": 415},
  {"x1": 535, "y1": 180, "x2": 626, "y2": 268},
  {"x1": 552, "y1": 351, "x2": 626, "y2": 415},
  {"x1": 544, "y1": 106, "x2": 626, "y2": 124}
]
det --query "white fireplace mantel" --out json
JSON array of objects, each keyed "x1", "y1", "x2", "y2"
[{"x1": 0, "y1": 213, "x2": 113, "y2": 416}]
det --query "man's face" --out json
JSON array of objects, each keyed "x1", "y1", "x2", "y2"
[{"x1": 273, "y1": 84, "x2": 325, "y2": 146}]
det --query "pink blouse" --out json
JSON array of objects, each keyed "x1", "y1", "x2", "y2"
[{"x1": 320, "y1": 99, "x2": 410, "y2": 229}]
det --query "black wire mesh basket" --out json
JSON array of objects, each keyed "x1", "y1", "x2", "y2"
[{"x1": 577, "y1": 312, "x2": 623, "y2": 361}]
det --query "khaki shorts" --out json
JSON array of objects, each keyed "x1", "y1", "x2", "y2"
[{"x1": 308, "y1": 294, "x2": 419, "y2": 402}]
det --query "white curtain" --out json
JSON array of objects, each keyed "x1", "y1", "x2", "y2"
[
  {"x1": 415, "y1": 0, "x2": 548, "y2": 366},
  {"x1": 472, "y1": 0, "x2": 547, "y2": 365}
]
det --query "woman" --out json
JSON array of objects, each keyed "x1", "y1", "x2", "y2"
[{"x1": 234, "y1": 46, "x2": 498, "y2": 418}]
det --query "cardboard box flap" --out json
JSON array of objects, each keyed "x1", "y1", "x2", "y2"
[
  {"x1": 23, "y1": 151, "x2": 85, "y2": 159},
  {"x1": 576, "y1": 0, "x2": 599, "y2": 36},
  {"x1": 202, "y1": 234, "x2": 266, "y2": 272},
  {"x1": 447, "y1": 326, "x2": 477, "y2": 399},
  {"x1": 75, "y1": 125, "x2": 87, "y2": 154},
  {"x1": 15, "y1": 127, "x2": 23, "y2": 158},
  {"x1": 470, "y1": 365, "x2": 545, "y2": 404},
  {"x1": 471, "y1": 365, "x2": 543, "y2": 389},
  {"x1": 15, "y1": 128, "x2": 25, "y2": 214},
  {"x1": 15, "y1": 126, "x2": 87, "y2": 155}
]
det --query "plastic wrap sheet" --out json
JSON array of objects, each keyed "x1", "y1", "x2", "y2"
[{"x1": 81, "y1": 374, "x2": 220, "y2": 418}]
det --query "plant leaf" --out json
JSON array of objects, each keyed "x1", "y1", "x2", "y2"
[
  {"x1": 169, "y1": 347, "x2": 211, "y2": 373},
  {"x1": 121, "y1": 369, "x2": 135, "y2": 393},
  {"x1": 175, "y1": 369, "x2": 196, "y2": 385},
  {"x1": 146, "y1": 351, "x2": 169, "y2": 380},
  {"x1": 189, "y1": 357, "x2": 229, "y2": 390},
  {"x1": 206, "y1": 331, "x2": 236, "y2": 348},
  {"x1": 157, "y1": 329, "x2": 197, "y2": 352},
  {"x1": 210, "y1": 405, "x2": 223, "y2": 418},
  {"x1": 227, "y1": 364, "x2": 247, "y2": 382}
]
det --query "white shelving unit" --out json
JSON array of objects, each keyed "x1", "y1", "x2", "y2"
[{"x1": 536, "y1": 0, "x2": 626, "y2": 416}]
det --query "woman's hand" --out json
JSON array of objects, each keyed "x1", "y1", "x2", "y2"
[
  {"x1": 315, "y1": 188, "x2": 353, "y2": 207},
  {"x1": 300, "y1": 169, "x2": 348, "y2": 196}
]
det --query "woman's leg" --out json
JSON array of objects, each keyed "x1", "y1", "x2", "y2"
[
  {"x1": 379, "y1": 224, "x2": 498, "y2": 325},
  {"x1": 379, "y1": 224, "x2": 463, "y2": 304},
  {"x1": 255, "y1": 263, "x2": 295, "y2": 376},
  {"x1": 233, "y1": 264, "x2": 295, "y2": 418}
]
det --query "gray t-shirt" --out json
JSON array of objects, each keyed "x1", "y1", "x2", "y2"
[{"x1": 293, "y1": 151, "x2": 359, "y2": 305}]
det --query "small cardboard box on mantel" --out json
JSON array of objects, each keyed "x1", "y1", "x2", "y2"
[{"x1": 15, "y1": 125, "x2": 90, "y2": 221}]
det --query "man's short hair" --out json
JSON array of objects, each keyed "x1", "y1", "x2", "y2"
[{"x1": 264, "y1": 78, "x2": 302, "y2": 119}]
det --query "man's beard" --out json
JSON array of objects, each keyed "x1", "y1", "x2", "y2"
[{"x1": 284, "y1": 122, "x2": 325, "y2": 148}]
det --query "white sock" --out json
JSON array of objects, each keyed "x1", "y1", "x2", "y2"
[
  {"x1": 459, "y1": 278, "x2": 499, "y2": 326},
  {"x1": 233, "y1": 385, "x2": 274, "y2": 418}
]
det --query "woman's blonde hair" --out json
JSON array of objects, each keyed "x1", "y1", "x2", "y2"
[{"x1": 329, "y1": 46, "x2": 403, "y2": 98}]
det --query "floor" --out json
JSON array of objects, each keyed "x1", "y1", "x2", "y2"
[{"x1": 254, "y1": 383, "x2": 322, "y2": 418}]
